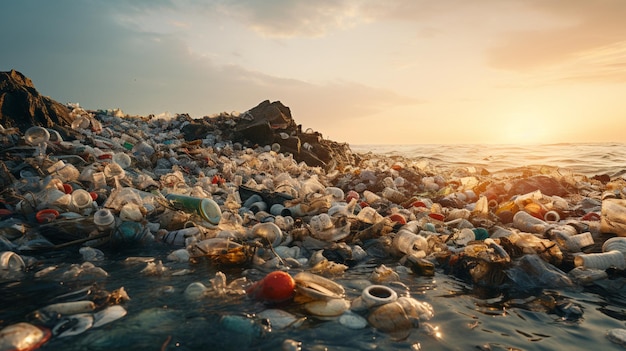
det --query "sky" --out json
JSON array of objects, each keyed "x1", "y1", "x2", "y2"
[{"x1": 2, "y1": 0, "x2": 625, "y2": 145}]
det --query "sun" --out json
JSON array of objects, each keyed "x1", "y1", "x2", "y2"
[{"x1": 500, "y1": 114, "x2": 549, "y2": 145}]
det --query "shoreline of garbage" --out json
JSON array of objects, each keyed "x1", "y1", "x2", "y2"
[{"x1": 3, "y1": 71, "x2": 626, "y2": 349}]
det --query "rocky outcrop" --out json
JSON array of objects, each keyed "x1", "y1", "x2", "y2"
[
  {"x1": 182, "y1": 100, "x2": 356, "y2": 171},
  {"x1": 0, "y1": 70, "x2": 73, "y2": 133},
  {"x1": 0, "y1": 70, "x2": 355, "y2": 171}
]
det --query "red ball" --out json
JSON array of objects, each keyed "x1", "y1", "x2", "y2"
[{"x1": 246, "y1": 271, "x2": 295, "y2": 303}]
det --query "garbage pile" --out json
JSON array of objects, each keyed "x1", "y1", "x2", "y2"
[{"x1": 2, "y1": 70, "x2": 626, "y2": 349}]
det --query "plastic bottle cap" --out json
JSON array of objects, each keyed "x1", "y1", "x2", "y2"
[
  {"x1": 36, "y1": 209, "x2": 59, "y2": 223},
  {"x1": 428, "y1": 213, "x2": 445, "y2": 221},
  {"x1": 62, "y1": 183, "x2": 73, "y2": 194},
  {"x1": 388, "y1": 213, "x2": 407, "y2": 225},
  {"x1": 410, "y1": 201, "x2": 427, "y2": 208}
]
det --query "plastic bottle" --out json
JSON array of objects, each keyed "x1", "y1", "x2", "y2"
[
  {"x1": 382, "y1": 187, "x2": 407, "y2": 204},
  {"x1": 512, "y1": 210, "x2": 550, "y2": 234},
  {"x1": 574, "y1": 250, "x2": 625, "y2": 270},
  {"x1": 393, "y1": 230, "x2": 428, "y2": 256},
  {"x1": 93, "y1": 208, "x2": 115, "y2": 231},
  {"x1": 112, "y1": 221, "x2": 149, "y2": 245},
  {"x1": 165, "y1": 193, "x2": 222, "y2": 227},
  {"x1": 600, "y1": 198, "x2": 626, "y2": 236},
  {"x1": 563, "y1": 232, "x2": 594, "y2": 252}
]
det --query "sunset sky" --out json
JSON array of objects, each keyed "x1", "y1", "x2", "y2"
[{"x1": 2, "y1": 1, "x2": 625, "y2": 145}]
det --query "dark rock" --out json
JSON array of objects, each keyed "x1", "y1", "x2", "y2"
[
  {"x1": 0, "y1": 70, "x2": 74, "y2": 133},
  {"x1": 592, "y1": 174, "x2": 611, "y2": 184},
  {"x1": 230, "y1": 100, "x2": 355, "y2": 170},
  {"x1": 507, "y1": 175, "x2": 570, "y2": 197},
  {"x1": 181, "y1": 120, "x2": 214, "y2": 142},
  {"x1": 234, "y1": 100, "x2": 297, "y2": 146}
]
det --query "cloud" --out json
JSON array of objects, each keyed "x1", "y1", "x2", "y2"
[
  {"x1": 0, "y1": 0, "x2": 418, "y2": 128},
  {"x1": 213, "y1": 0, "x2": 365, "y2": 38},
  {"x1": 486, "y1": 0, "x2": 626, "y2": 78},
  {"x1": 208, "y1": 0, "x2": 505, "y2": 38}
]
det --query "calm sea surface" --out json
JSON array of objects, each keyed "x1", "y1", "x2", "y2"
[
  {"x1": 352, "y1": 142, "x2": 626, "y2": 177},
  {"x1": 5, "y1": 143, "x2": 626, "y2": 350}
]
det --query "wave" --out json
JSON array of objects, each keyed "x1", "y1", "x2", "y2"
[{"x1": 351, "y1": 143, "x2": 626, "y2": 176}]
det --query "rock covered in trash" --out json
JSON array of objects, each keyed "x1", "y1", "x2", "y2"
[
  {"x1": 181, "y1": 100, "x2": 356, "y2": 170},
  {"x1": 0, "y1": 70, "x2": 74, "y2": 134},
  {"x1": 234, "y1": 100, "x2": 297, "y2": 145}
]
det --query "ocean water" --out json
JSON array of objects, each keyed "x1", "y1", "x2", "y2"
[
  {"x1": 352, "y1": 142, "x2": 626, "y2": 177},
  {"x1": 5, "y1": 142, "x2": 626, "y2": 350}
]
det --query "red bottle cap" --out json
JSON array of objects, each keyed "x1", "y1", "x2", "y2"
[
  {"x1": 36, "y1": 209, "x2": 60, "y2": 223},
  {"x1": 388, "y1": 213, "x2": 407, "y2": 225},
  {"x1": 62, "y1": 183, "x2": 73, "y2": 194},
  {"x1": 428, "y1": 213, "x2": 445, "y2": 221}
]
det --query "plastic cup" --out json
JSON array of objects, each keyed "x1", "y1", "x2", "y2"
[
  {"x1": 0, "y1": 251, "x2": 25, "y2": 271},
  {"x1": 119, "y1": 203, "x2": 144, "y2": 222},
  {"x1": 24, "y1": 126, "x2": 50, "y2": 146},
  {"x1": 112, "y1": 152, "x2": 132, "y2": 169},
  {"x1": 104, "y1": 163, "x2": 125, "y2": 179},
  {"x1": 54, "y1": 164, "x2": 80, "y2": 182},
  {"x1": 92, "y1": 172, "x2": 107, "y2": 189},
  {"x1": 71, "y1": 189, "x2": 93, "y2": 213}
]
